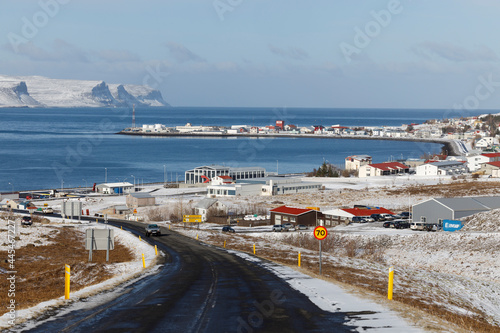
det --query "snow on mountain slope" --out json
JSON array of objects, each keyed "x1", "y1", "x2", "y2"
[{"x1": 0, "y1": 75, "x2": 169, "y2": 108}]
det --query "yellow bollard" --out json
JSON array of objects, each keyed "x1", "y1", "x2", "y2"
[
  {"x1": 139, "y1": 236, "x2": 142, "y2": 241},
  {"x1": 169, "y1": 224, "x2": 171, "y2": 230},
  {"x1": 298, "y1": 252, "x2": 301, "y2": 267},
  {"x1": 253, "y1": 244, "x2": 255, "y2": 255},
  {"x1": 155, "y1": 245, "x2": 158, "y2": 256},
  {"x1": 64, "y1": 264, "x2": 70, "y2": 300},
  {"x1": 224, "y1": 240, "x2": 226, "y2": 248},
  {"x1": 196, "y1": 234, "x2": 198, "y2": 240},
  {"x1": 142, "y1": 254, "x2": 146, "y2": 268},
  {"x1": 121, "y1": 226, "x2": 123, "y2": 230},
  {"x1": 388, "y1": 266, "x2": 394, "y2": 300},
  {"x1": 96, "y1": 218, "x2": 98, "y2": 223}
]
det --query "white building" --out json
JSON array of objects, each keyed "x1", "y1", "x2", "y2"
[
  {"x1": 185, "y1": 165, "x2": 266, "y2": 184},
  {"x1": 358, "y1": 162, "x2": 409, "y2": 178},
  {"x1": 467, "y1": 153, "x2": 500, "y2": 172},
  {"x1": 194, "y1": 198, "x2": 228, "y2": 221},
  {"x1": 416, "y1": 161, "x2": 468, "y2": 176},
  {"x1": 96, "y1": 182, "x2": 134, "y2": 194},
  {"x1": 345, "y1": 155, "x2": 372, "y2": 171},
  {"x1": 207, "y1": 178, "x2": 322, "y2": 197},
  {"x1": 142, "y1": 124, "x2": 166, "y2": 132}
]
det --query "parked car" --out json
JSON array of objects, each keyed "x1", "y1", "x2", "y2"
[
  {"x1": 296, "y1": 224, "x2": 308, "y2": 230},
  {"x1": 383, "y1": 221, "x2": 394, "y2": 228},
  {"x1": 145, "y1": 224, "x2": 161, "y2": 237},
  {"x1": 371, "y1": 214, "x2": 385, "y2": 221},
  {"x1": 272, "y1": 224, "x2": 285, "y2": 232},
  {"x1": 282, "y1": 223, "x2": 295, "y2": 231},
  {"x1": 400, "y1": 212, "x2": 411, "y2": 219},
  {"x1": 352, "y1": 216, "x2": 366, "y2": 223},
  {"x1": 222, "y1": 226, "x2": 235, "y2": 233},
  {"x1": 393, "y1": 220, "x2": 410, "y2": 229},
  {"x1": 21, "y1": 216, "x2": 32, "y2": 226},
  {"x1": 42, "y1": 207, "x2": 53, "y2": 214},
  {"x1": 380, "y1": 213, "x2": 394, "y2": 221},
  {"x1": 363, "y1": 217, "x2": 375, "y2": 222},
  {"x1": 424, "y1": 223, "x2": 438, "y2": 232},
  {"x1": 410, "y1": 222, "x2": 425, "y2": 231}
]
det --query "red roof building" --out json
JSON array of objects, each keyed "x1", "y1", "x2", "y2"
[
  {"x1": 359, "y1": 162, "x2": 409, "y2": 177},
  {"x1": 269, "y1": 205, "x2": 317, "y2": 226}
]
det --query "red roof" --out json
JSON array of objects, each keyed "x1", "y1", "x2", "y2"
[
  {"x1": 219, "y1": 176, "x2": 232, "y2": 179},
  {"x1": 482, "y1": 153, "x2": 500, "y2": 158},
  {"x1": 487, "y1": 161, "x2": 500, "y2": 168},
  {"x1": 270, "y1": 205, "x2": 314, "y2": 216},
  {"x1": 342, "y1": 207, "x2": 395, "y2": 217},
  {"x1": 367, "y1": 162, "x2": 408, "y2": 171}
]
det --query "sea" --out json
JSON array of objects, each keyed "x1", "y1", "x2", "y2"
[{"x1": 0, "y1": 107, "x2": 491, "y2": 192}]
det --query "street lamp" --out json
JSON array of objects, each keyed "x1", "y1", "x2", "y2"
[
  {"x1": 105, "y1": 168, "x2": 107, "y2": 183},
  {"x1": 131, "y1": 175, "x2": 136, "y2": 192},
  {"x1": 8, "y1": 182, "x2": 13, "y2": 193},
  {"x1": 163, "y1": 165, "x2": 167, "y2": 185}
]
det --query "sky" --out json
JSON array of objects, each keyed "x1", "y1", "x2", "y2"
[{"x1": 2, "y1": 0, "x2": 500, "y2": 109}]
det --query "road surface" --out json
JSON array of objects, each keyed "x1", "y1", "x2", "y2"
[{"x1": 17, "y1": 221, "x2": 359, "y2": 332}]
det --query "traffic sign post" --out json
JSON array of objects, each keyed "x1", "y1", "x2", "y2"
[{"x1": 314, "y1": 226, "x2": 328, "y2": 275}]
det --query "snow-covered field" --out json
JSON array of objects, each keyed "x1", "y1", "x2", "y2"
[{"x1": 0, "y1": 216, "x2": 159, "y2": 329}]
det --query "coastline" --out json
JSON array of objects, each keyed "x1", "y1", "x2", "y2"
[{"x1": 117, "y1": 131, "x2": 460, "y2": 156}]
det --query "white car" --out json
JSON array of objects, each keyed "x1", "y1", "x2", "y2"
[{"x1": 42, "y1": 207, "x2": 54, "y2": 214}]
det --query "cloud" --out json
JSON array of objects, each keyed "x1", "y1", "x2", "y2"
[
  {"x1": 268, "y1": 44, "x2": 309, "y2": 61},
  {"x1": 3, "y1": 39, "x2": 90, "y2": 63},
  {"x1": 95, "y1": 49, "x2": 141, "y2": 62},
  {"x1": 165, "y1": 42, "x2": 205, "y2": 63},
  {"x1": 412, "y1": 41, "x2": 498, "y2": 62}
]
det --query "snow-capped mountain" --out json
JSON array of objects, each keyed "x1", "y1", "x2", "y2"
[{"x1": 0, "y1": 75, "x2": 170, "y2": 108}]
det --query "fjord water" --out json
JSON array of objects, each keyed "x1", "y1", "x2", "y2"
[{"x1": 0, "y1": 107, "x2": 484, "y2": 192}]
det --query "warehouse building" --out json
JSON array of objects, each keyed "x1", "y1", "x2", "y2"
[
  {"x1": 96, "y1": 182, "x2": 134, "y2": 194},
  {"x1": 412, "y1": 196, "x2": 500, "y2": 226},
  {"x1": 185, "y1": 165, "x2": 266, "y2": 184},
  {"x1": 126, "y1": 192, "x2": 156, "y2": 208}
]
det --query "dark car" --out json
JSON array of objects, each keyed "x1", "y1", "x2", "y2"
[
  {"x1": 21, "y1": 216, "x2": 32, "y2": 226},
  {"x1": 383, "y1": 221, "x2": 394, "y2": 228},
  {"x1": 222, "y1": 226, "x2": 235, "y2": 233},
  {"x1": 296, "y1": 224, "x2": 308, "y2": 230},
  {"x1": 393, "y1": 220, "x2": 410, "y2": 229},
  {"x1": 400, "y1": 212, "x2": 411, "y2": 219},
  {"x1": 352, "y1": 216, "x2": 366, "y2": 223},
  {"x1": 145, "y1": 224, "x2": 161, "y2": 237},
  {"x1": 371, "y1": 214, "x2": 385, "y2": 221}
]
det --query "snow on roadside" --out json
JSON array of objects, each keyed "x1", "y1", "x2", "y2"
[
  {"x1": 227, "y1": 250, "x2": 424, "y2": 332},
  {"x1": 0, "y1": 223, "x2": 159, "y2": 329}
]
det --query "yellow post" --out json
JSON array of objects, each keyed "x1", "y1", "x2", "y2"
[
  {"x1": 139, "y1": 236, "x2": 142, "y2": 241},
  {"x1": 121, "y1": 226, "x2": 123, "y2": 230},
  {"x1": 142, "y1": 254, "x2": 146, "y2": 268},
  {"x1": 224, "y1": 240, "x2": 226, "y2": 248},
  {"x1": 253, "y1": 244, "x2": 255, "y2": 255},
  {"x1": 298, "y1": 252, "x2": 301, "y2": 267},
  {"x1": 196, "y1": 234, "x2": 198, "y2": 240},
  {"x1": 155, "y1": 245, "x2": 158, "y2": 256},
  {"x1": 169, "y1": 224, "x2": 171, "y2": 230},
  {"x1": 388, "y1": 266, "x2": 394, "y2": 300},
  {"x1": 64, "y1": 264, "x2": 70, "y2": 300},
  {"x1": 96, "y1": 218, "x2": 98, "y2": 223}
]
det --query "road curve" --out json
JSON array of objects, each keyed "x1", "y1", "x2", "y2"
[{"x1": 18, "y1": 221, "x2": 356, "y2": 333}]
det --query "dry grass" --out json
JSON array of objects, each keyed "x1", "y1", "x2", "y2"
[
  {"x1": 0, "y1": 227, "x2": 133, "y2": 315},
  {"x1": 196, "y1": 231, "x2": 500, "y2": 333}
]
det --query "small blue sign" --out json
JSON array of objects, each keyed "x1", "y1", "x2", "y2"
[{"x1": 443, "y1": 219, "x2": 463, "y2": 232}]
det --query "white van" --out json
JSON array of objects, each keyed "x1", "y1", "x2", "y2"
[{"x1": 410, "y1": 222, "x2": 425, "y2": 231}]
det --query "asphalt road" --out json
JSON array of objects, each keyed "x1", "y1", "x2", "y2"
[{"x1": 17, "y1": 221, "x2": 357, "y2": 333}]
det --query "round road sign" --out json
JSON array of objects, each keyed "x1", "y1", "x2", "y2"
[{"x1": 314, "y1": 226, "x2": 328, "y2": 241}]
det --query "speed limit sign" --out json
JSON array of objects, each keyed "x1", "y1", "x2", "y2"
[{"x1": 314, "y1": 226, "x2": 327, "y2": 241}]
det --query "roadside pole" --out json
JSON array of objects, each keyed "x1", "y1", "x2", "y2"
[{"x1": 314, "y1": 226, "x2": 327, "y2": 275}]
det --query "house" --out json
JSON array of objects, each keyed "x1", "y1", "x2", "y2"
[
  {"x1": 96, "y1": 182, "x2": 134, "y2": 194},
  {"x1": 345, "y1": 155, "x2": 372, "y2": 171},
  {"x1": 314, "y1": 126, "x2": 325, "y2": 134},
  {"x1": 415, "y1": 161, "x2": 468, "y2": 176},
  {"x1": 0, "y1": 199, "x2": 17, "y2": 209},
  {"x1": 358, "y1": 162, "x2": 409, "y2": 177},
  {"x1": 412, "y1": 196, "x2": 500, "y2": 226},
  {"x1": 475, "y1": 137, "x2": 496, "y2": 149},
  {"x1": 467, "y1": 152, "x2": 500, "y2": 171},
  {"x1": 194, "y1": 198, "x2": 228, "y2": 221},
  {"x1": 269, "y1": 206, "x2": 317, "y2": 226},
  {"x1": 322, "y1": 207, "x2": 395, "y2": 225},
  {"x1": 276, "y1": 120, "x2": 285, "y2": 130},
  {"x1": 126, "y1": 192, "x2": 156, "y2": 208},
  {"x1": 211, "y1": 176, "x2": 233, "y2": 185},
  {"x1": 250, "y1": 126, "x2": 259, "y2": 134},
  {"x1": 479, "y1": 161, "x2": 500, "y2": 177}
]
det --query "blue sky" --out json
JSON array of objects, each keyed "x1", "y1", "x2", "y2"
[{"x1": 2, "y1": 0, "x2": 500, "y2": 108}]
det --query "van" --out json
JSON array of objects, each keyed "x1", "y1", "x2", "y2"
[{"x1": 410, "y1": 222, "x2": 425, "y2": 231}]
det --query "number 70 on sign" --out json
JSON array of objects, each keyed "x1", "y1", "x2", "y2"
[{"x1": 314, "y1": 226, "x2": 328, "y2": 240}]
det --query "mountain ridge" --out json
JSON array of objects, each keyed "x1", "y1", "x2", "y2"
[{"x1": 0, "y1": 75, "x2": 170, "y2": 108}]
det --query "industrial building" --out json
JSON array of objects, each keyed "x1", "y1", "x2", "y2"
[
  {"x1": 269, "y1": 206, "x2": 317, "y2": 226},
  {"x1": 185, "y1": 165, "x2": 266, "y2": 184},
  {"x1": 358, "y1": 162, "x2": 409, "y2": 177},
  {"x1": 207, "y1": 177, "x2": 322, "y2": 197},
  {"x1": 126, "y1": 192, "x2": 156, "y2": 208},
  {"x1": 415, "y1": 161, "x2": 468, "y2": 176},
  {"x1": 322, "y1": 207, "x2": 395, "y2": 225},
  {"x1": 412, "y1": 196, "x2": 500, "y2": 226},
  {"x1": 96, "y1": 182, "x2": 134, "y2": 194}
]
